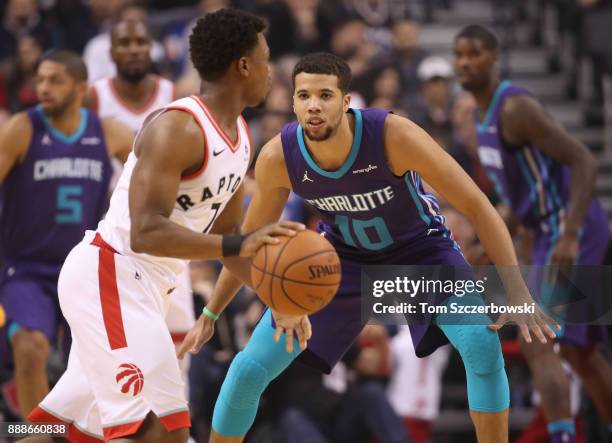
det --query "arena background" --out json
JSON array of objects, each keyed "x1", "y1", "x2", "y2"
[{"x1": 0, "y1": 0, "x2": 611, "y2": 442}]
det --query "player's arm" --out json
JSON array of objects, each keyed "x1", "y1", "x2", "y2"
[
  {"x1": 178, "y1": 135, "x2": 310, "y2": 358},
  {"x1": 500, "y1": 95, "x2": 597, "y2": 265},
  {"x1": 208, "y1": 183, "x2": 251, "y2": 284},
  {"x1": 0, "y1": 113, "x2": 32, "y2": 183},
  {"x1": 129, "y1": 111, "x2": 300, "y2": 261},
  {"x1": 207, "y1": 135, "x2": 293, "y2": 312},
  {"x1": 384, "y1": 114, "x2": 557, "y2": 342},
  {"x1": 101, "y1": 117, "x2": 133, "y2": 163}
]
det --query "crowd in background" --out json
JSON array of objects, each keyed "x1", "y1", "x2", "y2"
[{"x1": 0, "y1": 0, "x2": 611, "y2": 442}]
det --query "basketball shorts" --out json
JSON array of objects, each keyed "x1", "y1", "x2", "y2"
[
  {"x1": 0, "y1": 259, "x2": 64, "y2": 366},
  {"x1": 29, "y1": 231, "x2": 190, "y2": 442},
  {"x1": 293, "y1": 234, "x2": 469, "y2": 373},
  {"x1": 529, "y1": 203, "x2": 610, "y2": 347},
  {"x1": 165, "y1": 268, "x2": 196, "y2": 344}
]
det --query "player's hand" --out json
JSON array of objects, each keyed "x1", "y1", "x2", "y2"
[
  {"x1": 549, "y1": 232, "x2": 579, "y2": 269},
  {"x1": 176, "y1": 314, "x2": 216, "y2": 359},
  {"x1": 271, "y1": 309, "x2": 312, "y2": 353},
  {"x1": 240, "y1": 221, "x2": 306, "y2": 257},
  {"x1": 489, "y1": 289, "x2": 560, "y2": 344}
]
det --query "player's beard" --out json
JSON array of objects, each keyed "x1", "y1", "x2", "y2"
[
  {"x1": 303, "y1": 109, "x2": 343, "y2": 142},
  {"x1": 303, "y1": 125, "x2": 333, "y2": 141},
  {"x1": 120, "y1": 68, "x2": 148, "y2": 84},
  {"x1": 43, "y1": 88, "x2": 77, "y2": 118}
]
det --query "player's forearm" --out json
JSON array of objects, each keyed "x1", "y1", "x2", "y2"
[
  {"x1": 205, "y1": 265, "x2": 247, "y2": 316},
  {"x1": 468, "y1": 200, "x2": 530, "y2": 298},
  {"x1": 131, "y1": 215, "x2": 225, "y2": 260},
  {"x1": 564, "y1": 153, "x2": 598, "y2": 235}
]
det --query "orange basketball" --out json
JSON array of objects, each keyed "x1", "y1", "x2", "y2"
[{"x1": 251, "y1": 230, "x2": 341, "y2": 316}]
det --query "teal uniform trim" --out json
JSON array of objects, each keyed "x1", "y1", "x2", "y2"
[
  {"x1": 296, "y1": 109, "x2": 363, "y2": 179},
  {"x1": 477, "y1": 80, "x2": 511, "y2": 133},
  {"x1": 38, "y1": 106, "x2": 88, "y2": 145}
]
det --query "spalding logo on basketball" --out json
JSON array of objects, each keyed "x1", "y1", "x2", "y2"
[
  {"x1": 251, "y1": 230, "x2": 341, "y2": 316},
  {"x1": 115, "y1": 363, "x2": 144, "y2": 396}
]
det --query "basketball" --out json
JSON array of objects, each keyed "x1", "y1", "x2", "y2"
[{"x1": 250, "y1": 230, "x2": 341, "y2": 316}]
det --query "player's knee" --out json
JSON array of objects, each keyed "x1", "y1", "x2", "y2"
[
  {"x1": 220, "y1": 351, "x2": 269, "y2": 410},
  {"x1": 11, "y1": 329, "x2": 49, "y2": 370},
  {"x1": 445, "y1": 324, "x2": 503, "y2": 375},
  {"x1": 159, "y1": 427, "x2": 189, "y2": 443},
  {"x1": 442, "y1": 323, "x2": 509, "y2": 412}
]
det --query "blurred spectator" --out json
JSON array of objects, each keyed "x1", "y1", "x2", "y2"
[
  {"x1": 330, "y1": 19, "x2": 379, "y2": 82},
  {"x1": 250, "y1": 0, "x2": 333, "y2": 59},
  {"x1": 387, "y1": 327, "x2": 451, "y2": 443},
  {"x1": 406, "y1": 56, "x2": 455, "y2": 147},
  {"x1": 0, "y1": 34, "x2": 42, "y2": 115},
  {"x1": 338, "y1": 0, "x2": 413, "y2": 50},
  {"x1": 52, "y1": 0, "x2": 99, "y2": 54},
  {"x1": 0, "y1": 0, "x2": 60, "y2": 61},
  {"x1": 382, "y1": 20, "x2": 428, "y2": 99},
  {"x1": 340, "y1": 0, "x2": 412, "y2": 28},
  {"x1": 83, "y1": 0, "x2": 166, "y2": 82},
  {"x1": 172, "y1": 0, "x2": 231, "y2": 96},
  {"x1": 368, "y1": 64, "x2": 402, "y2": 110},
  {"x1": 448, "y1": 92, "x2": 494, "y2": 199},
  {"x1": 262, "y1": 325, "x2": 411, "y2": 443}
]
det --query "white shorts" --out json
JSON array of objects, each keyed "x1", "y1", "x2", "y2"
[
  {"x1": 29, "y1": 232, "x2": 190, "y2": 442},
  {"x1": 165, "y1": 269, "x2": 196, "y2": 343}
]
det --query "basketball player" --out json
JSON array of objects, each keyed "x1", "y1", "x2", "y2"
[
  {"x1": 24, "y1": 9, "x2": 302, "y2": 443},
  {"x1": 87, "y1": 18, "x2": 196, "y2": 394},
  {"x1": 0, "y1": 50, "x2": 133, "y2": 420},
  {"x1": 179, "y1": 52, "x2": 558, "y2": 443},
  {"x1": 454, "y1": 25, "x2": 612, "y2": 443}
]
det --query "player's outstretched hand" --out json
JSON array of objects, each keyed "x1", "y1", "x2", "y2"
[
  {"x1": 271, "y1": 309, "x2": 312, "y2": 353},
  {"x1": 488, "y1": 289, "x2": 560, "y2": 343},
  {"x1": 240, "y1": 221, "x2": 306, "y2": 257},
  {"x1": 177, "y1": 314, "x2": 216, "y2": 360}
]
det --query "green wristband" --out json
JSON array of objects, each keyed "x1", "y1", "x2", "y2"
[{"x1": 202, "y1": 306, "x2": 220, "y2": 321}]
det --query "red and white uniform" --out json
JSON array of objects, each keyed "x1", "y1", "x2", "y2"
[
  {"x1": 387, "y1": 327, "x2": 450, "y2": 421},
  {"x1": 29, "y1": 96, "x2": 253, "y2": 442},
  {"x1": 89, "y1": 76, "x2": 175, "y2": 133},
  {"x1": 90, "y1": 76, "x2": 195, "y2": 349}
]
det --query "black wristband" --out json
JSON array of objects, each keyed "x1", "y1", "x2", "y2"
[{"x1": 222, "y1": 234, "x2": 247, "y2": 257}]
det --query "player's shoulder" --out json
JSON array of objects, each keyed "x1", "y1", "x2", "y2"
[
  {"x1": 499, "y1": 83, "x2": 540, "y2": 117},
  {"x1": 259, "y1": 133, "x2": 285, "y2": 165},
  {"x1": 133, "y1": 108, "x2": 203, "y2": 161},
  {"x1": 0, "y1": 110, "x2": 33, "y2": 159},
  {"x1": 383, "y1": 112, "x2": 421, "y2": 144},
  {"x1": 1, "y1": 110, "x2": 33, "y2": 137},
  {"x1": 499, "y1": 92, "x2": 544, "y2": 131},
  {"x1": 255, "y1": 133, "x2": 291, "y2": 189}
]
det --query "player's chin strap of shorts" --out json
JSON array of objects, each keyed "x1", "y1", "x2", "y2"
[
  {"x1": 437, "y1": 294, "x2": 510, "y2": 413},
  {"x1": 212, "y1": 309, "x2": 303, "y2": 436}
]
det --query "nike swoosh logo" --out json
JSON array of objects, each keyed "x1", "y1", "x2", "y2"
[{"x1": 213, "y1": 148, "x2": 226, "y2": 156}]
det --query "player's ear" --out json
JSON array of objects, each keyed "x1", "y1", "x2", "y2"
[
  {"x1": 237, "y1": 57, "x2": 249, "y2": 78},
  {"x1": 76, "y1": 81, "x2": 87, "y2": 99},
  {"x1": 343, "y1": 93, "x2": 351, "y2": 112}
]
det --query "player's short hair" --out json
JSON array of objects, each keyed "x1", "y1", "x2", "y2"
[
  {"x1": 455, "y1": 25, "x2": 498, "y2": 51},
  {"x1": 37, "y1": 50, "x2": 88, "y2": 82},
  {"x1": 189, "y1": 8, "x2": 266, "y2": 81},
  {"x1": 292, "y1": 52, "x2": 352, "y2": 94}
]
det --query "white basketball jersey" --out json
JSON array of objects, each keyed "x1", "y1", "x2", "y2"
[
  {"x1": 97, "y1": 95, "x2": 253, "y2": 277},
  {"x1": 91, "y1": 76, "x2": 175, "y2": 132}
]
